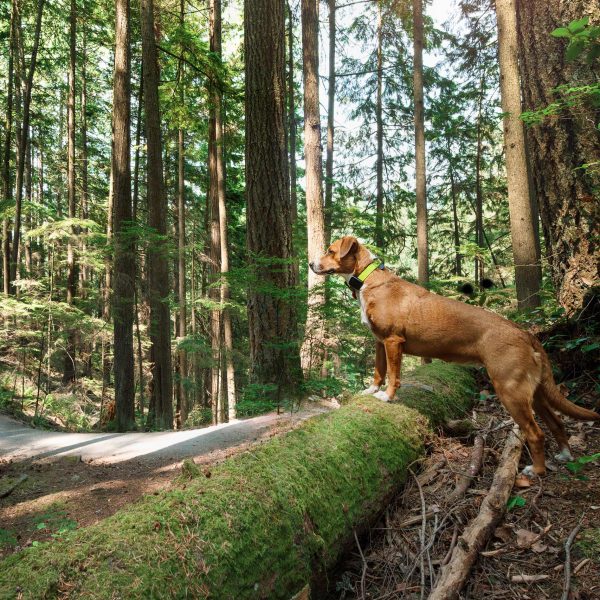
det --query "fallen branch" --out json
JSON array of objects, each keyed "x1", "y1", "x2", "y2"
[
  {"x1": 428, "y1": 430, "x2": 523, "y2": 600},
  {"x1": 445, "y1": 435, "x2": 484, "y2": 504},
  {"x1": 511, "y1": 574, "x2": 550, "y2": 583},
  {"x1": 562, "y1": 516, "x2": 584, "y2": 600},
  {"x1": 0, "y1": 474, "x2": 28, "y2": 499}
]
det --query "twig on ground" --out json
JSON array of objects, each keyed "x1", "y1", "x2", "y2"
[
  {"x1": 441, "y1": 523, "x2": 459, "y2": 567},
  {"x1": 354, "y1": 529, "x2": 367, "y2": 600},
  {"x1": 409, "y1": 467, "x2": 428, "y2": 600},
  {"x1": 562, "y1": 515, "x2": 584, "y2": 600},
  {"x1": 446, "y1": 435, "x2": 485, "y2": 504},
  {"x1": 428, "y1": 430, "x2": 523, "y2": 600},
  {"x1": 511, "y1": 574, "x2": 550, "y2": 583}
]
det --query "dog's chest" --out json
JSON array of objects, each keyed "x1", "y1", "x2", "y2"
[{"x1": 358, "y1": 290, "x2": 373, "y2": 331}]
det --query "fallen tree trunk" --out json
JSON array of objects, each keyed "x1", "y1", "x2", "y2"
[
  {"x1": 429, "y1": 430, "x2": 524, "y2": 600},
  {"x1": 0, "y1": 363, "x2": 475, "y2": 599}
]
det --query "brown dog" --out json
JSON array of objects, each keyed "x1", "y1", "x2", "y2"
[{"x1": 309, "y1": 236, "x2": 599, "y2": 476}]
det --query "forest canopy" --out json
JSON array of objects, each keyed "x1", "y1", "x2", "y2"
[{"x1": 0, "y1": 0, "x2": 598, "y2": 432}]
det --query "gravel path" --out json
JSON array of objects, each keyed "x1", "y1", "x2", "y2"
[{"x1": 0, "y1": 404, "x2": 335, "y2": 464}]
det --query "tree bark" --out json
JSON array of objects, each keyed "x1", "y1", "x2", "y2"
[
  {"x1": 141, "y1": 0, "x2": 173, "y2": 429},
  {"x1": 287, "y1": 2, "x2": 298, "y2": 227},
  {"x1": 474, "y1": 74, "x2": 485, "y2": 285},
  {"x1": 8, "y1": 0, "x2": 45, "y2": 294},
  {"x1": 447, "y1": 139, "x2": 462, "y2": 276},
  {"x1": 209, "y1": 0, "x2": 237, "y2": 421},
  {"x1": 300, "y1": 0, "x2": 326, "y2": 375},
  {"x1": 245, "y1": 0, "x2": 301, "y2": 392},
  {"x1": 112, "y1": 0, "x2": 136, "y2": 431},
  {"x1": 80, "y1": 21, "x2": 89, "y2": 297},
  {"x1": 413, "y1": 0, "x2": 428, "y2": 286},
  {"x1": 516, "y1": 0, "x2": 599, "y2": 314},
  {"x1": 1, "y1": 1, "x2": 15, "y2": 295},
  {"x1": 63, "y1": 0, "x2": 78, "y2": 384},
  {"x1": 324, "y1": 0, "x2": 335, "y2": 247},
  {"x1": 375, "y1": 0, "x2": 384, "y2": 249},
  {"x1": 208, "y1": 0, "x2": 222, "y2": 423},
  {"x1": 495, "y1": 0, "x2": 540, "y2": 309}
]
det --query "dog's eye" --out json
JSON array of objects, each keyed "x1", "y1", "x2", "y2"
[{"x1": 327, "y1": 249, "x2": 334, "y2": 254}]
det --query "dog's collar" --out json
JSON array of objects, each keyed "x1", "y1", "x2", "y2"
[{"x1": 347, "y1": 258, "x2": 384, "y2": 291}]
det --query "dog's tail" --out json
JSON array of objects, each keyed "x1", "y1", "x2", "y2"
[{"x1": 532, "y1": 337, "x2": 599, "y2": 421}]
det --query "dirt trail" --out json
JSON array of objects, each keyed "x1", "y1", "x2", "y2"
[
  {"x1": 0, "y1": 402, "x2": 337, "y2": 556},
  {"x1": 0, "y1": 403, "x2": 334, "y2": 464}
]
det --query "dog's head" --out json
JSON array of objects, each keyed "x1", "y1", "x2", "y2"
[{"x1": 309, "y1": 236, "x2": 360, "y2": 276}]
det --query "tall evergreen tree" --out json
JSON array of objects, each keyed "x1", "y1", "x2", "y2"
[
  {"x1": 245, "y1": 0, "x2": 300, "y2": 392},
  {"x1": 496, "y1": 0, "x2": 540, "y2": 309},
  {"x1": 112, "y1": 0, "x2": 135, "y2": 430},
  {"x1": 141, "y1": 0, "x2": 173, "y2": 429}
]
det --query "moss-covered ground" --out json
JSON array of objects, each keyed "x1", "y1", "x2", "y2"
[{"x1": 0, "y1": 362, "x2": 475, "y2": 599}]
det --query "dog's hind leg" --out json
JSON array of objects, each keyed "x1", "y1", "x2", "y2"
[
  {"x1": 362, "y1": 341, "x2": 387, "y2": 395},
  {"x1": 493, "y1": 379, "x2": 546, "y2": 476},
  {"x1": 533, "y1": 389, "x2": 573, "y2": 463}
]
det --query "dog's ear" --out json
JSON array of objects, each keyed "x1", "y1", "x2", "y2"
[{"x1": 339, "y1": 236, "x2": 358, "y2": 258}]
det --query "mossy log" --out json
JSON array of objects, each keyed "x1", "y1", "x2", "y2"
[{"x1": 0, "y1": 363, "x2": 475, "y2": 600}]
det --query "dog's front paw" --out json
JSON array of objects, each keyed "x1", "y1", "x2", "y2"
[
  {"x1": 361, "y1": 385, "x2": 380, "y2": 395},
  {"x1": 555, "y1": 447, "x2": 574, "y2": 463},
  {"x1": 373, "y1": 390, "x2": 391, "y2": 402}
]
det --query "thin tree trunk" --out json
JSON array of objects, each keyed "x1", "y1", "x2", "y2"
[
  {"x1": 413, "y1": 0, "x2": 428, "y2": 286},
  {"x1": 1, "y1": 1, "x2": 15, "y2": 295},
  {"x1": 495, "y1": 0, "x2": 540, "y2": 309},
  {"x1": 141, "y1": 0, "x2": 173, "y2": 429},
  {"x1": 9, "y1": 0, "x2": 45, "y2": 294},
  {"x1": 80, "y1": 21, "x2": 89, "y2": 297},
  {"x1": 133, "y1": 73, "x2": 144, "y2": 416},
  {"x1": 474, "y1": 74, "x2": 485, "y2": 285},
  {"x1": 447, "y1": 139, "x2": 462, "y2": 276},
  {"x1": 324, "y1": 0, "x2": 335, "y2": 246},
  {"x1": 208, "y1": 0, "x2": 222, "y2": 423},
  {"x1": 245, "y1": 0, "x2": 301, "y2": 392},
  {"x1": 63, "y1": 0, "x2": 78, "y2": 383},
  {"x1": 300, "y1": 0, "x2": 326, "y2": 375},
  {"x1": 112, "y1": 0, "x2": 136, "y2": 431},
  {"x1": 208, "y1": 0, "x2": 236, "y2": 421},
  {"x1": 375, "y1": 0, "x2": 384, "y2": 249},
  {"x1": 176, "y1": 0, "x2": 187, "y2": 427},
  {"x1": 24, "y1": 129, "x2": 32, "y2": 276}
]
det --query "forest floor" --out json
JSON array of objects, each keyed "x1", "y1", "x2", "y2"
[
  {"x1": 0, "y1": 399, "x2": 337, "y2": 558},
  {"x1": 333, "y1": 385, "x2": 600, "y2": 599}
]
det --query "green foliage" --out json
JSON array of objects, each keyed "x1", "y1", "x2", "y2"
[
  {"x1": 551, "y1": 17, "x2": 600, "y2": 63},
  {"x1": 0, "y1": 529, "x2": 17, "y2": 549},
  {"x1": 507, "y1": 495, "x2": 527, "y2": 511},
  {"x1": 184, "y1": 406, "x2": 213, "y2": 428},
  {"x1": 565, "y1": 452, "x2": 600, "y2": 476}
]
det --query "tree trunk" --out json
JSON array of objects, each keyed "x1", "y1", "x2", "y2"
[
  {"x1": 208, "y1": 0, "x2": 237, "y2": 421},
  {"x1": 375, "y1": 0, "x2": 384, "y2": 249},
  {"x1": 300, "y1": 0, "x2": 326, "y2": 375},
  {"x1": 112, "y1": 0, "x2": 136, "y2": 431},
  {"x1": 63, "y1": 0, "x2": 78, "y2": 384},
  {"x1": 24, "y1": 136, "x2": 32, "y2": 276},
  {"x1": 176, "y1": 0, "x2": 187, "y2": 427},
  {"x1": 495, "y1": 0, "x2": 540, "y2": 309},
  {"x1": 474, "y1": 74, "x2": 485, "y2": 285},
  {"x1": 80, "y1": 21, "x2": 89, "y2": 297},
  {"x1": 287, "y1": 2, "x2": 298, "y2": 226},
  {"x1": 516, "y1": 0, "x2": 599, "y2": 314},
  {"x1": 447, "y1": 139, "x2": 462, "y2": 276},
  {"x1": 324, "y1": 0, "x2": 335, "y2": 247},
  {"x1": 141, "y1": 0, "x2": 173, "y2": 429},
  {"x1": 208, "y1": 0, "x2": 223, "y2": 424},
  {"x1": 245, "y1": 0, "x2": 301, "y2": 392},
  {"x1": 413, "y1": 0, "x2": 428, "y2": 286},
  {"x1": 8, "y1": 0, "x2": 45, "y2": 294},
  {"x1": 1, "y1": 1, "x2": 15, "y2": 295}
]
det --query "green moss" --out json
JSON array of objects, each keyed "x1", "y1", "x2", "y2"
[
  {"x1": 577, "y1": 528, "x2": 600, "y2": 562},
  {"x1": 0, "y1": 363, "x2": 475, "y2": 600}
]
